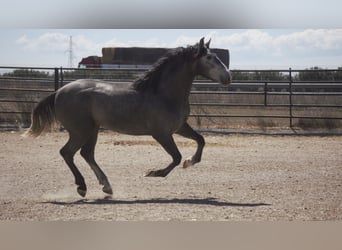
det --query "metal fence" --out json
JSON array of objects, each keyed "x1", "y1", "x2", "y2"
[{"x1": 0, "y1": 66, "x2": 342, "y2": 131}]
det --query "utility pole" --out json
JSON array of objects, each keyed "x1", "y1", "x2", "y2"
[{"x1": 67, "y1": 36, "x2": 74, "y2": 68}]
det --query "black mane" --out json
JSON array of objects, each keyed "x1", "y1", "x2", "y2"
[{"x1": 132, "y1": 45, "x2": 197, "y2": 92}]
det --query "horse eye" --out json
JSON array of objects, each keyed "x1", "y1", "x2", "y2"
[{"x1": 207, "y1": 55, "x2": 213, "y2": 60}]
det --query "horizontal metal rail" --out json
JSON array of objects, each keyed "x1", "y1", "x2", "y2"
[
  {"x1": 190, "y1": 103, "x2": 342, "y2": 108},
  {"x1": 189, "y1": 114, "x2": 292, "y2": 119},
  {"x1": 189, "y1": 114, "x2": 342, "y2": 120},
  {"x1": 0, "y1": 88, "x2": 54, "y2": 92},
  {"x1": 0, "y1": 99, "x2": 38, "y2": 103}
]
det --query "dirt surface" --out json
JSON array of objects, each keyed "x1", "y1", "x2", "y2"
[{"x1": 0, "y1": 131, "x2": 341, "y2": 221}]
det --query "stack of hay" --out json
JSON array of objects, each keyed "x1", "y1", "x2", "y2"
[{"x1": 102, "y1": 47, "x2": 169, "y2": 66}]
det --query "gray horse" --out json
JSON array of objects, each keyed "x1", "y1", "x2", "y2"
[{"x1": 25, "y1": 37, "x2": 232, "y2": 197}]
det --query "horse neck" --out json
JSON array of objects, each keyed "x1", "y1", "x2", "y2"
[{"x1": 158, "y1": 62, "x2": 194, "y2": 106}]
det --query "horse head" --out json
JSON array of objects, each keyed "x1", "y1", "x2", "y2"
[{"x1": 194, "y1": 37, "x2": 232, "y2": 85}]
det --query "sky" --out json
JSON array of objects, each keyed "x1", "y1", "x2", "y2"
[
  {"x1": 0, "y1": 1, "x2": 341, "y2": 70},
  {"x1": 1, "y1": 0, "x2": 341, "y2": 29},
  {"x1": 1, "y1": 29, "x2": 342, "y2": 70}
]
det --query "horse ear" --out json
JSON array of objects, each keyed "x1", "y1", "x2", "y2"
[
  {"x1": 194, "y1": 37, "x2": 205, "y2": 58},
  {"x1": 199, "y1": 37, "x2": 205, "y2": 49},
  {"x1": 205, "y1": 38, "x2": 211, "y2": 48}
]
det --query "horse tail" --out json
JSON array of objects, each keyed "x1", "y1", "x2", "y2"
[{"x1": 23, "y1": 93, "x2": 57, "y2": 137}]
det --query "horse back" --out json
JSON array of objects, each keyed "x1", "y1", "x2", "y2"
[{"x1": 55, "y1": 79, "x2": 149, "y2": 133}]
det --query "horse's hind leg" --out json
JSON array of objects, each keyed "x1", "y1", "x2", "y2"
[
  {"x1": 176, "y1": 123, "x2": 205, "y2": 168},
  {"x1": 60, "y1": 134, "x2": 88, "y2": 197},
  {"x1": 146, "y1": 134, "x2": 182, "y2": 177},
  {"x1": 80, "y1": 127, "x2": 113, "y2": 195}
]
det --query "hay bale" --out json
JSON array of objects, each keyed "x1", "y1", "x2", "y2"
[
  {"x1": 102, "y1": 47, "x2": 169, "y2": 65},
  {"x1": 101, "y1": 47, "x2": 229, "y2": 67},
  {"x1": 102, "y1": 48, "x2": 116, "y2": 64}
]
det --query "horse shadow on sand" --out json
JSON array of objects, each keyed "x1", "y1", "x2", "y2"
[{"x1": 45, "y1": 197, "x2": 271, "y2": 207}]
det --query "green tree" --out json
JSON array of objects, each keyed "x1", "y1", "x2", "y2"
[
  {"x1": 231, "y1": 71, "x2": 287, "y2": 81},
  {"x1": 2, "y1": 69, "x2": 50, "y2": 78},
  {"x1": 295, "y1": 66, "x2": 339, "y2": 81}
]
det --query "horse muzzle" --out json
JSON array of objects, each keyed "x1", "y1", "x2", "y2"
[{"x1": 220, "y1": 70, "x2": 232, "y2": 86}]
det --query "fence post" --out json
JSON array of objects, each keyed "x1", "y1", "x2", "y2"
[
  {"x1": 289, "y1": 68, "x2": 293, "y2": 128},
  {"x1": 60, "y1": 67, "x2": 64, "y2": 88},
  {"x1": 264, "y1": 81, "x2": 268, "y2": 106},
  {"x1": 54, "y1": 68, "x2": 59, "y2": 91}
]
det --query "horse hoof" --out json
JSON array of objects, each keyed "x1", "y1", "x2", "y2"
[
  {"x1": 145, "y1": 170, "x2": 157, "y2": 177},
  {"x1": 103, "y1": 186, "x2": 113, "y2": 195},
  {"x1": 183, "y1": 158, "x2": 193, "y2": 168},
  {"x1": 77, "y1": 187, "x2": 87, "y2": 197},
  {"x1": 145, "y1": 170, "x2": 165, "y2": 177}
]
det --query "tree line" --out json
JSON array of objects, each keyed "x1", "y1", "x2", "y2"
[{"x1": 232, "y1": 67, "x2": 342, "y2": 81}]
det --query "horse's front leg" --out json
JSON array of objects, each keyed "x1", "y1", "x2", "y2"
[
  {"x1": 145, "y1": 134, "x2": 182, "y2": 177},
  {"x1": 176, "y1": 122, "x2": 205, "y2": 168}
]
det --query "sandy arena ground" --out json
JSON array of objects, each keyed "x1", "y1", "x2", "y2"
[{"x1": 0, "y1": 131, "x2": 341, "y2": 221}]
